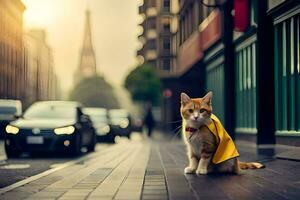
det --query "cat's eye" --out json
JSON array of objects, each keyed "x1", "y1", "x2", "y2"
[
  {"x1": 188, "y1": 109, "x2": 193, "y2": 113},
  {"x1": 200, "y1": 109, "x2": 206, "y2": 113}
]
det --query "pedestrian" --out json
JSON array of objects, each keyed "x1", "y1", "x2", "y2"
[{"x1": 143, "y1": 104, "x2": 155, "y2": 137}]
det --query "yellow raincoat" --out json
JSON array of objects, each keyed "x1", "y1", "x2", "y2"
[{"x1": 206, "y1": 114, "x2": 239, "y2": 164}]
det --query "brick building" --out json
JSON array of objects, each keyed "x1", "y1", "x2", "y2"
[
  {"x1": 0, "y1": 0, "x2": 26, "y2": 101},
  {"x1": 24, "y1": 29, "x2": 61, "y2": 107}
]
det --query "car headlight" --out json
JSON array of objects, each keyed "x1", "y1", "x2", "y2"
[
  {"x1": 54, "y1": 126, "x2": 75, "y2": 135},
  {"x1": 120, "y1": 119, "x2": 129, "y2": 128},
  {"x1": 6, "y1": 125, "x2": 19, "y2": 134},
  {"x1": 100, "y1": 125, "x2": 110, "y2": 134}
]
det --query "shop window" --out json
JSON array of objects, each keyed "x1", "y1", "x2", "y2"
[
  {"x1": 274, "y1": 15, "x2": 300, "y2": 133},
  {"x1": 235, "y1": 41, "x2": 257, "y2": 133}
]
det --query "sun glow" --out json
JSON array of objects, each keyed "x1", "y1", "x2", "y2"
[
  {"x1": 22, "y1": 0, "x2": 64, "y2": 28},
  {"x1": 20, "y1": 0, "x2": 140, "y2": 92}
]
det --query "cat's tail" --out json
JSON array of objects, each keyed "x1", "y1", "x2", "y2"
[{"x1": 236, "y1": 159, "x2": 265, "y2": 170}]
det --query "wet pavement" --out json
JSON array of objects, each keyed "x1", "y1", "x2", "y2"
[{"x1": 0, "y1": 132, "x2": 299, "y2": 200}]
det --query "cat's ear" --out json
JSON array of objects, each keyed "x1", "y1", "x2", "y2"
[
  {"x1": 203, "y1": 91, "x2": 213, "y2": 105},
  {"x1": 181, "y1": 93, "x2": 191, "y2": 105}
]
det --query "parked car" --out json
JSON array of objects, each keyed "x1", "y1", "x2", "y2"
[
  {"x1": 4, "y1": 101, "x2": 96, "y2": 157},
  {"x1": 0, "y1": 99, "x2": 22, "y2": 140},
  {"x1": 108, "y1": 109, "x2": 132, "y2": 138},
  {"x1": 83, "y1": 107, "x2": 115, "y2": 143}
]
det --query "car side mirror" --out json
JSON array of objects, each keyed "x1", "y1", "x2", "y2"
[{"x1": 14, "y1": 114, "x2": 21, "y2": 119}]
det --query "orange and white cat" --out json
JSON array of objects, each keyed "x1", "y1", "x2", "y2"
[{"x1": 180, "y1": 91, "x2": 264, "y2": 175}]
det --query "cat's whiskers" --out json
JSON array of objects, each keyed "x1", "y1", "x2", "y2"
[
  {"x1": 170, "y1": 125, "x2": 183, "y2": 141},
  {"x1": 166, "y1": 119, "x2": 182, "y2": 124}
]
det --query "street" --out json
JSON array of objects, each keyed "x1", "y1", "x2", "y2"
[
  {"x1": 0, "y1": 132, "x2": 300, "y2": 200},
  {"x1": 0, "y1": 140, "x2": 108, "y2": 188}
]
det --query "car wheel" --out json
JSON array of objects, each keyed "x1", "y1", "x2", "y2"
[
  {"x1": 5, "y1": 146, "x2": 21, "y2": 158},
  {"x1": 127, "y1": 131, "x2": 131, "y2": 139},
  {"x1": 106, "y1": 133, "x2": 115, "y2": 143}
]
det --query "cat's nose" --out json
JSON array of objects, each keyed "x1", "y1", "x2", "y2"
[{"x1": 194, "y1": 116, "x2": 198, "y2": 120}]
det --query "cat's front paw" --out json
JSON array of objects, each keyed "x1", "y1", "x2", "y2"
[
  {"x1": 196, "y1": 168, "x2": 208, "y2": 175},
  {"x1": 184, "y1": 167, "x2": 196, "y2": 174}
]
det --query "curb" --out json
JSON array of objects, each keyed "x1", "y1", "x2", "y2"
[{"x1": 0, "y1": 159, "x2": 6, "y2": 166}]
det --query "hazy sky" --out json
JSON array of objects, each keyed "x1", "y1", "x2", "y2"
[{"x1": 22, "y1": 0, "x2": 141, "y2": 94}]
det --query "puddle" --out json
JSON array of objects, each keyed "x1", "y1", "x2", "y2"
[{"x1": 0, "y1": 164, "x2": 30, "y2": 169}]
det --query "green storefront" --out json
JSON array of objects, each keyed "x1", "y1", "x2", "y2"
[
  {"x1": 205, "y1": 0, "x2": 300, "y2": 145},
  {"x1": 270, "y1": 0, "x2": 300, "y2": 141}
]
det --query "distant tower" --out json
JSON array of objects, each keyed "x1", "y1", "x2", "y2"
[{"x1": 74, "y1": 10, "x2": 97, "y2": 84}]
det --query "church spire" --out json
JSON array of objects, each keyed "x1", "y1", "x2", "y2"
[
  {"x1": 83, "y1": 10, "x2": 93, "y2": 49},
  {"x1": 74, "y1": 9, "x2": 97, "y2": 84}
]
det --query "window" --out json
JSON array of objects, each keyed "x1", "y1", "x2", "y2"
[
  {"x1": 250, "y1": 0, "x2": 258, "y2": 26},
  {"x1": 161, "y1": 59, "x2": 171, "y2": 71},
  {"x1": 199, "y1": 1, "x2": 204, "y2": 23},
  {"x1": 163, "y1": 0, "x2": 170, "y2": 11},
  {"x1": 179, "y1": 18, "x2": 183, "y2": 44},
  {"x1": 147, "y1": 17, "x2": 156, "y2": 29},
  {"x1": 162, "y1": 38, "x2": 171, "y2": 50},
  {"x1": 148, "y1": 39, "x2": 156, "y2": 49},
  {"x1": 162, "y1": 17, "x2": 171, "y2": 32},
  {"x1": 148, "y1": 60, "x2": 156, "y2": 67},
  {"x1": 274, "y1": 15, "x2": 300, "y2": 133},
  {"x1": 163, "y1": 23, "x2": 170, "y2": 32},
  {"x1": 148, "y1": 0, "x2": 156, "y2": 7}
]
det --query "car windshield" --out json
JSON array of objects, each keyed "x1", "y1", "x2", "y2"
[
  {"x1": 82, "y1": 108, "x2": 107, "y2": 123},
  {"x1": 0, "y1": 106, "x2": 17, "y2": 115},
  {"x1": 23, "y1": 103, "x2": 76, "y2": 119}
]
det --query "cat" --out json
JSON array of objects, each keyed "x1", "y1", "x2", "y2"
[{"x1": 180, "y1": 91, "x2": 264, "y2": 175}]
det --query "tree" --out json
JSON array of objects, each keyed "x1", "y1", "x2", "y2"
[
  {"x1": 69, "y1": 76, "x2": 119, "y2": 109},
  {"x1": 124, "y1": 64, "x2": 161, "y2": 105}
]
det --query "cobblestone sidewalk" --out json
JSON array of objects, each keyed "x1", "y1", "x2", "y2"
[
  {"x1": 0, "y1": 134, "x2": 300, "y2": 200},
  {"x1": 0, "y1": 141, "x2": 6, "y2": 164}
]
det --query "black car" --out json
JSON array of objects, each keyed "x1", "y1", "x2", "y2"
[
  {"x1": 108, "y1": 109, "x2": 132, "y2": 138},
  {"x1": 0, "y1": 99, "x2": 22, "y2": 140},
  {"x1": 4, "y1": 101, "x2": 96, "y2": 157},
  {"x1": 83, "y1": 107, "x2": 115, "y2": 143}
]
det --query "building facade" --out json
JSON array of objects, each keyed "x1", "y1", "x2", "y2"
[
  {"x1": 74, "y1": 10, "x2": 97, "y2": 85},
  {"x1": 24, "y1": 29, "x2": 61, "y2": 107},
  {"x1": 138, "y1": 0, "x2": 180, "y2": 126},
  {"x1": 0, "y1": 0, "x2": 26, "y2": 101},
  {"x1": 137, "y1": 0, "x2": 178, "y2": 76},
  {"x1": 163, "y1": 0, "x2": 300, "y2": 146}
]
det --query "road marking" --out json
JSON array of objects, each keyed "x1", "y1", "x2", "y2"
[
  {"x1": 0, "y1": 164, "x2": 30, "y2": 169},
  {"x1": 0, "y1": 144, "x2": 114, "y2": 195}
]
